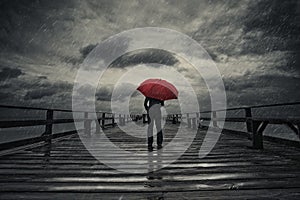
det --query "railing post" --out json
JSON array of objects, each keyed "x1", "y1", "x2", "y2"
[
  {"x1": 84, "y1": 112, "x2": 91, "y2": 136},
  {"x1": 187, "y1": 113, "x2": 191, "y2": 128},
  {"x1": 112, "y1": 114, "x2": 115, "y2": 127},
  {"x1": 212, "y1": 111, "x2": 218, "y2": 127},
  {"x1": 252, "y1": 120, "x2": 264, "y2": 149},
  {"x1": 119, "y1": 114, "x2": 122, "y2": 126},
  {"x1": 44, "y1": 110, "x2": 53, "y2": 144},
  {"x1": 101, "y1": 113, "x2": 106, "y2": 128},
  {"x1": 172, "y1": 114, "x2": 176, "y2": 124},
  {"x1": 192, "y1": 118, "x2": 196, "y2": 129},
  {"x1": 96, "y1": 119, "x2": 101, "y2": 134},
  {"x1": 245, "y1": 108, "x2": 253, "y2": 135},
  {"x1": 196, "y1": 113, "x2": 200, "y2": 128},
  {"x1": 297, "y1": 124, "x2": 300, "y2": 139},
  {"x1": 143, "y1": 114, "x2": 148, "y2": 123}
]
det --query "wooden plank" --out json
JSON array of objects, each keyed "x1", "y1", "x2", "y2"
[
  {"x1": 0, "y1": 120, "x2": 47, "y2": 128},
  {"x1": 0, "y1": 177, "x2": 300, "y2": 193},
  {"x1": 1, "y1": 189, "x2": 300, "y2": 200},
  {"x1": 0, "y1": 130, "x2": 77, "y2": 151},
  {"x1": 0, "y1": 122, "x2": 299, "y2": 198},
  {"x1": 0, "y1": 119, "x2": 85, "y2": 128}
]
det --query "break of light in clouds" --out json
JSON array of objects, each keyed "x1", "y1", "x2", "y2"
[{"x1": 0, "y1": 0, "x2": 299, "y2": 111}]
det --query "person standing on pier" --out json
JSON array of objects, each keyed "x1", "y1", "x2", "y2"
[
  {"x1": 144, "y1": 97, "x2": 164, "y2": 151},
  {"x1": 137, "y1": 78, "x2": 179, "y2": 151}
]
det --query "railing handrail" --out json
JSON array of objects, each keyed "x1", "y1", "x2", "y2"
[
  {"x1": 169, "y1": 101, "x2": 300, "y2": 115},
  {"x1": 0, "y1": 101, "x2": 299, "y2": 151},
  {"x1": 166, "y1": 101, "x2": 300, "y2": 149},
  {"x1": 0, "y1": 105, "x2": 122, "y2": 152},
  {"x1": 211, "y1": 101, "x2": 300, "y2": 113},
  {"x1": 0, "y1": 104, "x2": 112, "y2": 114},
  {"x1": 2, "y1": 101, "x2": 299, "y2": 115}
]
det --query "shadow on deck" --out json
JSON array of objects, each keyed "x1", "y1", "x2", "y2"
[{"x1": 0, "y1": 122, "x2": 300, "y2": 199}]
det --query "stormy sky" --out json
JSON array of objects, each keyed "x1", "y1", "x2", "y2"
[{"x1": 0, "y1": 0, "x2": 299, "y2": 113}]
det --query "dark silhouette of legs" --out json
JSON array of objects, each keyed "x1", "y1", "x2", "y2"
[
  {"x1": 155, "y1": 111, "x2": 163, "y2": 148},
  {"x1": 147, "y1": 136, "x2": 153, "y2": 151},
  {"x1": 157, "y1": 131, "x2": 163, "y2": 149},
  {"x1": 147, "y1": 112, "x2": 154, "y2": 151},
  {"x1": 147, "y1": 104, "x2": 163, "y2": 150}
]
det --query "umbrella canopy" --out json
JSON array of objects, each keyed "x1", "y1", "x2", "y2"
[{"x1": 137, "y1": 79, "x2": 178, "y2": 101}]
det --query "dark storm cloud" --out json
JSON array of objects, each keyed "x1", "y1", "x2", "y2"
[
  {"x1": 0, "y1": 67, "x2": 23, "y2": 80},
  {"x1": 25, "y1": 88, "x2": 56, "y2": 100},
  {"x1": 75, "y1": 84, "x2": 118, "y2": 102},
  {"x1": 62, "y1": 44, "x2": 98, "y2": 65},
  {"x1": 96, "y1": 86, "x2": 112, "y2": 101},
  {"x1": 0, "y1": 91, "x2": 12, "y2": 100},
  {"x1": 0, "y1": 0, "x2": 299, "y2": 111},
  {"x1": 96, "y1": 83, "x2": 141, "y2": 102},
  {"x1": 38, "y1": 75, "x2": 47, "y2": 80},
  {"x1": 76, "y1": 35, "x2": 132, "y2": 67},
  {"x1": 187, "y1": 0, "x2": 300, "y2": 70},
  {"x1": 0, "y1": 70, "x2": 74, "y2": 109},
  {"x1": 79, "y1": 44, "x2": 98, "y2": 59},
  {"x1": 241, "y1": 0, "x2": 300, "y2": 55},
  {"x1": 230, "y1": 74, "x2": 299, "y2": 92},
  {"x1": 0, "y1": 0, "x2": 77, "y2": 54},
  {"x1": 244, "y1": 0, "x2": 299, "y2": 38},
  {"x1": 24, "y1": 80, "x2": 72, "y2": 100},
  {"x1": 77, "y1": 43, "x2": 179, "y2": 68},
  {"x1": 2, "y1": 74, "x2": 73, "y2": 102},
  {"x1": 110, "y1": 49, "x2": 179, "y2": 68},
  {"x1": 224, "y1": 73, "x2": 300, "y2": 106}
]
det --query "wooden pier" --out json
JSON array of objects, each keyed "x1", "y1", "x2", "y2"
[{"x1": 0, "y1": 103, "x2": 299, "y2": 199}]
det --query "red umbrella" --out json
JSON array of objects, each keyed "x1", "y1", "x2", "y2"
[{"x1": 137, "y1": 79, "x2": 178, "y2": 101}]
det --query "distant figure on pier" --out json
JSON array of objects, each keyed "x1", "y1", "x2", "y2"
[
  {"x1": 137, "y1": 78, "x2": 179, "y2": 151},
  {"x1": 144, "y1": 97, "x2": 164, "y2": 151}
]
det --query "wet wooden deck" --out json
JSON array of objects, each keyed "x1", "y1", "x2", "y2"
[{"x1": 0, "y1": 122, "x2": 300, "y2": 199}]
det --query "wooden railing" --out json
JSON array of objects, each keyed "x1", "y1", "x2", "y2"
[
  {"x1": 168, "y1": 102, "x2": 300, "y2": 149},
  {"x1": 0, "y1": 105, "x2": 133, "y2": 152},
  {"x1": 1, "y1": 102, "x2": 299, "y2": 152}
]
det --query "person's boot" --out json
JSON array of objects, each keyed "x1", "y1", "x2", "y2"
[
  {"x1": 148, "y1": 136, "x2": 153, "y2": 151},
  {"x1": 157, "y1": 131, "x2": 163, "y2": 149}
]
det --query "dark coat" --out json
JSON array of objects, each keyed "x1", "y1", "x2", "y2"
[{"x1": 144, "y1": 97, "x2": 164, "y2": 111}]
